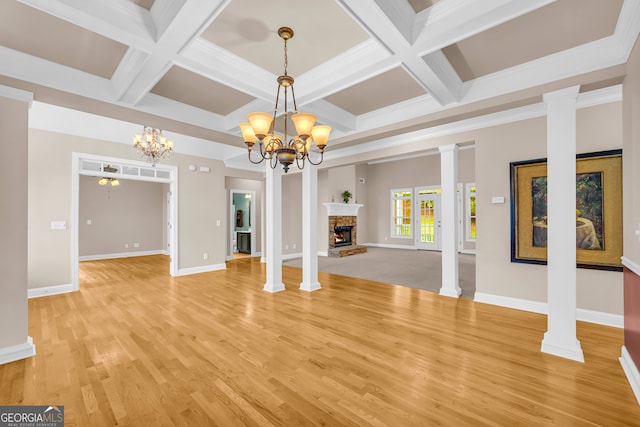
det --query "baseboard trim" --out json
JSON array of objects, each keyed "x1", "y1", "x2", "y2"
[
  {"x1": 28, "y1": 283, "x2": 75, "y2": 299},
  {"x1": 0, "y1": 337, "x2": 36, "y2": 365},
  {"x1": 176, "y1": 263, "x2": 226, "y2": 276},
  {"x1": 318, "y1": 251, "x2": 328, "y2": 257},
  {"x1": 473, "y1": 292, "x2": 623, "y2": 328},
  {"x1": 622, "y1": 256, "x2": 640, "y2": 277},
  {"x1": 460, "y1": 249, "x2": 476, "y2": 255},
  {"x1": 620, "y1": 346, "x2": 640, "y2": 405},
  {"x1": 282, "y1": 252, "x2": 303, "y2": 261},
  {"x1": 363, "y1": 243, "x2": 417, "y2": 250},
  {"x1": 79, "y1": 250, "x2": 167, "y2": 261}
]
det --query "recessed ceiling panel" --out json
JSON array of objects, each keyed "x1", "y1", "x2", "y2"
[
  {"x1": 130, "y1": 0, "x2": 154, "y2": 10},
  {"x1": 151, "y1": 66, "x2": 255, "y2": 115},
  {"x1": 443, "y1": 0, "x2": 623, "y2": 82},
  {"x1": 0, "y1": 1, "x2": 127, "y2": 79},
  {"x1": 325, "y1": 67, "x2": 427, "y2": 116},
  {"x1": 408, "y1": 0, "x2": 441, "y2": 13},
  {"x1": 201, "y1": 0, "x2": 369, "y2": 77}
]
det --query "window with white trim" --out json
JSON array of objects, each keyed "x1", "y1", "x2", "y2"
[
  {"x1": 466, "y1": 183, "x2": 476, "y2": 241},
  {"x1": 391, "y1": 189, "x2": 412, "y2": 238}
]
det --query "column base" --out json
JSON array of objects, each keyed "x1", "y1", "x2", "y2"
[
  {"x1": 263, "y1": 282, "x2": 285, "y2": 293},
  {"x1": 299, "y1": 282, "x2": 321, "y2": 292},
  {"x1": 0, "y1": 336, "x2": 36, "y2": 365},
  {"x1": 541, "y1": 332, "x2": 584, "y2": 362},
  {"x1": 439, "y1": 286, "x2": 462, "y2": 298}
]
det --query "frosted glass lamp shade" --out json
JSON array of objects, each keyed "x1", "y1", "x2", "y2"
[
  {"x1": 291, "y1": 113, "x2": 317, "y2": 137},
  {"x1": 239, "y1": 122, "x2": 257, "y2": 143},
  {"x1": 311, "y1": 125, "x2": 331, "y2": 149},
  {"x1": 247, "y1": 112, "x2": 273, "y2": 138}
]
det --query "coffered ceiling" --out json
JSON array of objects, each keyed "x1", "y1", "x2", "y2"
[{"x1": 0, "y1": 0, "x2": 638, "y2": 171}]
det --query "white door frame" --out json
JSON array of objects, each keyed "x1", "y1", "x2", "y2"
[
  {"x1": 71, "y1": 153, "x2": 178, "y2": 291},
  {"x1": 228, "y1": 189, "x2": 256, "y2": 259},
  {"x1": 415, "y1": 186, "x2": 441, "y2": 251}
]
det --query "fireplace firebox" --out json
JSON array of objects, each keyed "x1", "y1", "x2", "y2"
[{"x1": 333, "y1": 225, "x2": 353, "y2": 247}]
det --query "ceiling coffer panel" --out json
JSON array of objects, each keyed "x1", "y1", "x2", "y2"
[
  {"x1": 199, "y1": 0, "x2": 369, "y2": 77},
  {"x1": 325, "y1": 67, "x2": 428, "y2": 116},
  {"x1": 0, "y1": 1, "x2": 128, "y2": 79},
  {"x1": 151, "y1": 66, "x2": 255, "y2": 116},
  {"x1": 442, "y1": 0, "x2": 623, "y2": 82}
]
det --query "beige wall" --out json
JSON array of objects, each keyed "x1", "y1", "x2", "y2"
[
  {"x1": 476, "y1": 102, "x2": 623, "y2": 314},
  {"x1": 28, "y1": 129, "x2": 230, "y2": 289},
  {"x1": 0, "y1": 95, "x2": 29, "y2": 348},
  {"x1": 624, "y1": 39, "x2": 640, "y2": 263},
  {"x1": 282, "y1": 172, "x2": 302, "y2": 255},
  {"x1": 79, "y1": 175, "x2": 164, "y2": 257},
  {"x1": 362, "y1": 148, "x2": 476, "y2": 248}
]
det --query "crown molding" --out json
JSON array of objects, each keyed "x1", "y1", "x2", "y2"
[{"x1": 0, "y1": 84, "x2": 33, "y2": 107}]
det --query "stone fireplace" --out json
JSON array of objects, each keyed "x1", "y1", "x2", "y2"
[{"x1": 324, "y1": 203, "x2": 367, "y2": 257}]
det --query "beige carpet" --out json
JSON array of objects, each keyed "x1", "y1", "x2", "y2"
[{"x1": 284, "y1": 247, "x2": 476, "y2": 298}]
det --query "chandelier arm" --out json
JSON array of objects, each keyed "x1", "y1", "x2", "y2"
[
  {"x1": 290, "y1": 85, "x2": 298, "y2": 113},
  {"x1": 295, "y1": 154, "x2": 305, "y2": 170},
  {"x1": 247, "y1": 149, "x2": 266, "y2": 165},
  {"x1": 269, "y1": 154, "x2": 278, "y2": 170},
  {"x1": 306, "y1": 151, "x2": 324, "y2": 166}
]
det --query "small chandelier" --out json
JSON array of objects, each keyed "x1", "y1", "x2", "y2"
[
  {"x1": 133, "y1": 126, "x2": 173, "y2": 165},
  {"x1": 239, "y1": 27, "x2": 331, "y2": 173},
  {"x1": 98, "y1": 165, "x2": 120, "y2": 186}
]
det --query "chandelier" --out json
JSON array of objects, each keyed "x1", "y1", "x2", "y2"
[
  {"x1": 133, "y1": 126, "x2": 173, "y2": 165},
  {"x1": 239, "y1": 27, "x2": 331, "y2": 173},
  {"x1": 98, "y1": 165, "x2": 120, "y2": 186}
]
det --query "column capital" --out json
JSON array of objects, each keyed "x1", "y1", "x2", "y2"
[
  {"x1": 543, "y1": 85, "x2": 580, "y2": 104},
  {"x1": 438, "y1": 144, "x2": 459, "y2": 154}
]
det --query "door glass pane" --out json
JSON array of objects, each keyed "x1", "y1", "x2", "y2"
[{"x1": 420, "y1": 199, "x2": 435, "y2": 243}]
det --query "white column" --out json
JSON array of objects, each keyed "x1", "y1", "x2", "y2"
[
  {"x1": 300, "y1": 165, "x2": 321, "y2": 291},
  {"x1": 439, "y1": 144, "x2": 461, "y2": 298},
  {"x1": 541, "y1": 85, "x2": 584, "y2": 362},
  {"x1": 0, "y1": 86, "x2": 35, "y2": 364},
  {"x1": 263, "y1": 165, "x2": 285, "y2": 293}
]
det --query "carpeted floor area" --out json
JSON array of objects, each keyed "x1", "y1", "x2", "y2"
[{"x1": 284, "y1": 246, "x2": 476, "y2": 298}]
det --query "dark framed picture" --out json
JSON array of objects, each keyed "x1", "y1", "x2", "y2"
[{"x1": 510, "y1": 149, "x2": 622, "y2": 271}]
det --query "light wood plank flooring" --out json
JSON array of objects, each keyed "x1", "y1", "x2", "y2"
[{"x1": 1, "y1": 255, "x2": 639, "y2": 426}]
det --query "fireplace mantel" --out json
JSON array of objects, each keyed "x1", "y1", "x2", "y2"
[{"x1": 323, "y1": 203, "x2": 363, "y2": 217}]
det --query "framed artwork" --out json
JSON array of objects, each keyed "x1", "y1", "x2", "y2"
[
  {"x1": 510, "y1": 149, "x2": 622, "y2": 271},
  {"x1": 236, "y1": 209, "x2": 243, "y2": 228}
]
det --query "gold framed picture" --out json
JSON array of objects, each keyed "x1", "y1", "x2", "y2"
[{"x1": 510, "y1": 150, "x2": 622, "y2": 271}]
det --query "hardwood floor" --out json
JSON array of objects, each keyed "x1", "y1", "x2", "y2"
[{"x1": 1, "y1": 255, "x2": 638, "y2": 426}]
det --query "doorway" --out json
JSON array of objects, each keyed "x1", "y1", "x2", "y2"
[
  {"x1": 229, "y1": 189, "x2": 256, "y2": 259},
  {"x1": 71, "y1": 153, "x2": 178, "y2": 291},
  {"x1": 415, "y1": 188, "x2": 441, "y2": 250}
]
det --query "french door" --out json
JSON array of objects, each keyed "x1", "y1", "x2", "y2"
[{"x1": 415, "y1": 192, "x2": 441, "y2": 250}]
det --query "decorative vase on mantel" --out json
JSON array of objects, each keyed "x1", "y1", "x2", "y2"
[{"x1": 341, "y1": 190, "x2": 352, "y2": 204}]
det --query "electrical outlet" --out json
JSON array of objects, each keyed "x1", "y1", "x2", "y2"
[
  {"x1": 203, "y1": 252, "x2": 208, "y2": 260},
  {"x1": 133, "y1": 243, "x2": 140, "y2": 248},
  {"x1": 292, "y1": 244, "x2": 296, "y2": 249},
  {"x1": 125, "y1": 244, "x2": 129, "y2": 248},
  {"x1": 285, "y1": 245, "x2": 289, "y2": 250}
]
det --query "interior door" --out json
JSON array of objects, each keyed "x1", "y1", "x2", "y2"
[{"x1": 416, "y1": 193, "x2": 441, "y2": 250}]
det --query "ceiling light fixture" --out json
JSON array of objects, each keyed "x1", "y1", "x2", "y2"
[
  {"x1": 239, "y1": 27, "x2": 331, "y2": 173},
  {"x1": 133, "y1": 126, "x2": 173, "y2": 166},
  {"x1": 98, "y1": 165, "x2": 120, "y2": 186}
]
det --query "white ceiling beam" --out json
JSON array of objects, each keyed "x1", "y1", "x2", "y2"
[
  {"x1": 337, "y1": 0, "x2": 460, "y2": 106},
  {"x1": 17, "y1": 0, "x2": 156, "y2": 52},
  {"x1": 117, "y1": 0, "x2": 229, "y2": 106},
  {"x1": 412, "y1": 0, "x2": 557, "y2": 55}
]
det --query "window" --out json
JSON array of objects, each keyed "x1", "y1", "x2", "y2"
[
  {"x1": 391, "y1": 189, "x2": 412, "y2": 237},
  {"x1": 466, "y1": 183, "x2": 476, "y2": 241}
]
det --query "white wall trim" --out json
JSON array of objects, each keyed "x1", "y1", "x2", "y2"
[
  {"x1": 363, "y1": 243, "x2": 418, "y2": 250},
  {"x1": 622, "y1": 256, "x2": 640, "y2": 277},
  {"x1": 0, "y1": 337, "x2": 36, "y2": 365},
  {"x1": 620, "y1": 346, "x2": 640, "y2": 405},
  {"x1": 318, "y1": 251, "x2": 328, "y2": 257},
  {"x1": 460, "y1": 249, "x2": 476, "y2": 255},
  {"x1": 28, "y1": 284, "x2": 75, "y2": 299},
  {"x1": 0, "y1": 84, "x2": 33, "y2": 106},
  {"x1": 176, "y1": 263, "x2": 226, "y2": 276},
  {"x1": 79, "y1": 250, "x2": 167, "y2": 261},
  {"x1": 283, "y1": 252, "x2": 303, "y2": 261},
  {"x1": 473, "y1": 292, "x2": 623, "y2": 328}
]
